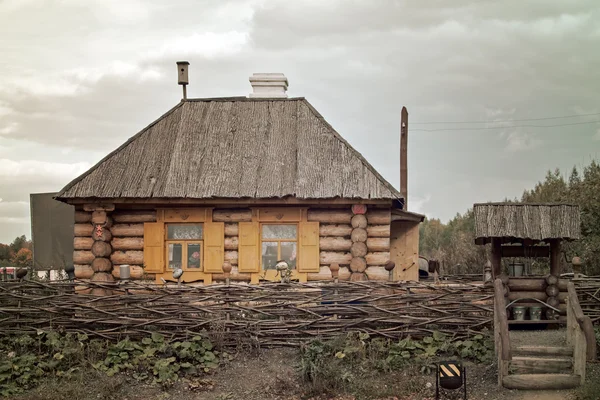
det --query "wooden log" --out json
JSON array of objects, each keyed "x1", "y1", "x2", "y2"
[
  {"x1": 494, "y1": 279, "x2": 511, "y2": 361},
  {"x1": 319, "y1": 237, "x2": 352, "y2": 252},
  {"x1": 365, "y1": 266, "x2": 389, "y2": 281},
  {"x1": 225, "y1": 251, "x2": 238, "y2": 266},
  {"x1": 212, "y1": 209, "x2": 252, "y2": 222},
  {"x1": 350, "y1": 242, "x2": 367, "y2": 257},
  {"x1": 74, "y1": 223, "x2": 93, "y2": 237},
  {"x1": 351, "y1": 228, "x2": 367, "y2": 243},
  {"x1": 110, "y1": 251, "x2": 143, "y2": 265},
  {"x1": 84, "y1": 203, "x2": 114, "y2": 212},
  {"x1": 510, "y1": 356, "x2": 573, "y2": 374},
  {"x1": 224, "y1": 236, "x2": 239, "y2": 251},
  {"x1": 547, "y1": 296, "x2": 560, "y2": 308},
  {"x1": 73, "y1": 250, "x2": 94, "y2": 264},
  {"x1": 91, "y1": 241, "x2": 112, "y2": 258},
  {"x1": 92, "y1": 227, "x2": 112, "y2": 242},
  {"x1": 366, "y1": 225, "x2": 390, "y2": 238},
  {"x1": 349, "y1": 257, "x2": 367, "y2": 273},
  {"x1": 307, "y1": 209, "x2": 352, "y2": 224},
  {"x1": 546, "y1": 284, "x2": 559, "y2": 297},
  {"x1": 350, "y1": 272, "x2": 368, "y2": 282},
  {"x1": 224, "y1": 223, "x2": 239, "y2": 236},
  {"x1": 351, "y1": 214, "x2": 367, "y2": 229},
  {"x1": 365, "y1": 209, "x2": 391, "y2": 224},
  {"x1": 507, "y1": 278, "x2": 559, "y2": 292},
  {"x1": 508, "y1": 291, "x2": 547, "y2": 302},
  {"x1": 74, "y1": 211, "x2": 91, "y2": 223},
  {"x1": 91, "y1": 257, "x2": 112, "y2": 272},
  {"x1": 319, "y1": 224, "x2": 353, "y2": 237},
  {"x1": 366, "y1": 252, "x2": 390, "y2": 266},
  {"x1": 112, "y1": 211, "x2": 156, "y2": 223},
  {"x1": 502, "y1": 374, "x2": 580, "y2": 390},
  {"x1": 111, "y1": 224, "x2": 144, "y2": 237},
  {"x1": 112, "y1": 265, "x2": 145, "y2": 279},
  {"x1": 320, "y1": 252, "x2": 352, "y2": 265},
  {"x1": 307, "y1": 266, "x2": 333, "y2": 281},
  {"x1": 74, "y1": 237, "x2": 93, "y2": 250},
  {"x1": 338, "y1": 267, "x2": 351, "y2": 281},
  {"x1": 111, "y1": 237, "x2": 144, "y2": 251},
  {"x1": 74, "y1": 264, "x2": 93, "y2": 279},
  {"x1": 90, "y1": 270, "x2": 114, "y2": 283},
  {"x1": 546, "y1": 274, "x2": 559, "y2": 286},
  {"x1": 366, "y1": 237, "x2": 390, "y2": 252},
  {"x1": 91, "y1": 210, "x2": 108, "y2": 225}
]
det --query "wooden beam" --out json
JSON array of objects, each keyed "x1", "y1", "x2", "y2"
[
  {"x1": 550, "y1": 240, "x2": 562, "y2": 276},
  {"x1": 501, "y1": 246, "x2": 550, "y2": 258},
  {"x1": 491, "y1": 238, "x2": 502, "y2": 279},
  {"x1": 65, "y1": 197, "x2": 394, "y2": 206}
]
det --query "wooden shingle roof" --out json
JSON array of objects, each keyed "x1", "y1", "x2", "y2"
[{"x1": 57, "y1": 98, "x2": 401, "y2": 201}]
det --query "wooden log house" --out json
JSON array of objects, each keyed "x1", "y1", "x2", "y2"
[{"x1": 56, "y1": 71, "x2": 424, "y2": 286}]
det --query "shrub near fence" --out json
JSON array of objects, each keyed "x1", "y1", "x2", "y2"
[{"x1": 0, "y1": 280, "x2": 493, "y2": 346}]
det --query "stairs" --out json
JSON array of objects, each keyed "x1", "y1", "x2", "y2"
[{"x1": 502, "y1": 342, "x2": 582, "y2": 390}]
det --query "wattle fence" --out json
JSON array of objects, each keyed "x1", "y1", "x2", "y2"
[{"x1": 0, "y1": 280, "x2": 494, "y2": 346}]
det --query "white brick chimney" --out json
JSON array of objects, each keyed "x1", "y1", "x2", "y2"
[{"x1": 249, "y1": 73, "x2": 288, "y2": 98}]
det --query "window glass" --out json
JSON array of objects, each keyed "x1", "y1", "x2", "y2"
[
  {"x1": 187, "y1": 244, "x2": 201, "y2": 269},
  {"x1": 262, "y1": 225, "x2": 297, "y2": 239},
  {"x1": 168, "y1": 243, "x2": 183, "y2": 269},
  {"x1": 167, "y1": 224, "x2": 203, "y2": 240},
  {"x1": 262, "y1": 242, "x2": 278, "y2": 270},
  {"x1": 280, "y1": 242, "x2": 297, "y2": 269}
]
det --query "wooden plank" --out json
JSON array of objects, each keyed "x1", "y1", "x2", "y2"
[
  {"x1": 494, "y1": 279, "x2": 511, "y2": 361},
  {"x1": 503, "y1": 374, "x2": 580, "y2": 390},
  {"x1": 513, "y1": 345, "x2": 573, "y2": 357},
  {"x1": 501, "y1": 245, "x2": 550, "y2": 258},
  {"x1": 510, "y1": 356, "x2": 572, "y2": 374}
]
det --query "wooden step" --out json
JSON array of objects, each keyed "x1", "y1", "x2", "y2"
[
  {"x1": 513, "y1": 345, "x2": 573, "y2": 357},
  {"x1": 503, "y1": 374, "x2": 580, "y2": 390},
  {"x1": 510, "y1": 356, "x2": 572, "y2": 374}
]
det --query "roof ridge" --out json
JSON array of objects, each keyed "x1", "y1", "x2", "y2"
[
  {"x1": 299, "y1": 99, "x2": 402, "y2": 201},
  {"x1": 56, "y1": 101, "x2": 186, "y2": 199}
]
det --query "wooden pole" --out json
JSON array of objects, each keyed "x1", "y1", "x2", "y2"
[
  {"x1": 400, "y1": 106, "x2": 408, "y2": 210},
  {"x1": 550, "y1": 240, "x2": 562, "y2": 276},
  {"x1": 491, "y1": 238, "x2": 502, "y2": 280}
]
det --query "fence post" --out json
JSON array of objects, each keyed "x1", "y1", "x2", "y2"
[{"x1": 330, "y1": 263, "x2": 340, "y2": 319}]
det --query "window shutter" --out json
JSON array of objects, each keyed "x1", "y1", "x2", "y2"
[
  {"x1": 203, "y1": 221, "x2": 225, "y2": 273},
  {"x1": 238, "y1": 221, "x2": 260, "y2": 273},
  {"x1": 298, "y1": 221, "x2": 320, "y2": 273},
  {"x1": 143, "y1": 222, "x2": 164, "y2": 273}
]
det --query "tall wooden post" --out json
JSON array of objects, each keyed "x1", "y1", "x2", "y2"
[
  {"x1": 400, "y1": 106, "x2": 408, "y2": 210},
  {"x1": 550, "y1": 239, "x2": 562, "y2": 276},
  {"x1": 491, "y1": 238, "x2": 502, "y2": 280}
]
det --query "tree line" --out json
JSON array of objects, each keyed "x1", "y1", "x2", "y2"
[
  {"x1": 0, "y1": 235, "x2": 33, "y2": 273},
  {"x1": 419, "y1": 160, "x2": 600, "y2": 277}
]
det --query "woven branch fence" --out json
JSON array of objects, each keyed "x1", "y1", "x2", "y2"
[
  {"x1": 574, "y1": 279, "x2": 600, "y2": 324},
  {"x1": 0, "y1": 280, "x2": 494, "y2": 346}
]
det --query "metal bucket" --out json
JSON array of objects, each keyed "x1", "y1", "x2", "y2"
[
  {"x1": 512, "y1": 306, "x2": 526, "y2": 321},
  {"x1": 529, "y1": 306, "x2": 542, "y2": 321},
  {"x1": 509, "y1": 262, "x2": 524, "y2": 277}
]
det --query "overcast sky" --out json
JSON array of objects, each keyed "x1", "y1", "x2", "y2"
[{"x1": 1, "y1": 0, "x2": 600, "y2": 244}]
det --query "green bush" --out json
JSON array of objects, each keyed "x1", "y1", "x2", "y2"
[
  {"x1": 298, "y1": 330, "x2": 493, "y2": 398},
  {"x1": 0, "y1": 331, "x2": 221, "y2": 397}
]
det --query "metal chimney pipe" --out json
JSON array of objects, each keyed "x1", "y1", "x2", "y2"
[{"x1": 400, "y1": 106, "x2": 408, "y2": 210}]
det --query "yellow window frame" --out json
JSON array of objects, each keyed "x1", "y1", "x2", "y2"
[{"x1": 260, "y1": 223, "x2": 298, "y2": 270}]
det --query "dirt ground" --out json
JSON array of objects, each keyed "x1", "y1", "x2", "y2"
[{"x1": 14, "y1": 347, "x2": 600, "y2": 400}]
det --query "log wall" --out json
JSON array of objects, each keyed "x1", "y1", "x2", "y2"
[{"x1": 85, "y1": 206, "x2": 395, "y2": 284}]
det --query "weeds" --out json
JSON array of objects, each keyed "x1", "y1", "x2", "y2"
[
  {"x1": 0, "y1": 330, "x2": 222, "y2": 397},
  {"x1": 298, "y1": 330, "x2": 493, "y2": 399}
]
